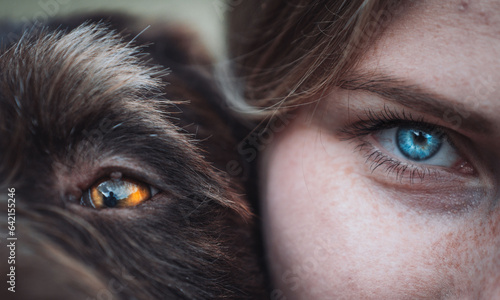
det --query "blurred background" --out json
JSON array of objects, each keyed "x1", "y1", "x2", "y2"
[{"x1": 0, "y1": 0, "x2": 232, "y2": 60}]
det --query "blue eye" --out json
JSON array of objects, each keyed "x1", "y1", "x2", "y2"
[
  {"x1": 374, "y1": 125, "x2": 459, "y2": 167},
  {"x1": 396, "y1": 127, "x2": 443, "y2": 161}
]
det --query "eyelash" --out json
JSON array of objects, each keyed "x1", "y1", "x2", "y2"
[
  {"x1": 341, "y1": 105, "x2": 428, "y2": 136},
  {"x1": 340, "y1": 106, "x2": 459, "y2": 182}
]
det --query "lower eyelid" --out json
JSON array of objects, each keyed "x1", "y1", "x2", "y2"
[
  {"x1": 357, "y1": 135, "x2": 465, "y2": 183},
  {"x1": 356, "y1": 139, "x2": 425, "y2": 181},
  {"x1": 343, "y1": 138, "x2": 490, "y2": 213}
]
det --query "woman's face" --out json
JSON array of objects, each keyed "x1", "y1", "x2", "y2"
[{"x1": 261, "y1": 1, "x2": 500, "y2": 299}]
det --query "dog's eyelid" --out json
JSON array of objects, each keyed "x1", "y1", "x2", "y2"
[{"x1": 84, "y1": 159, "x2": 164, "y2": 190}]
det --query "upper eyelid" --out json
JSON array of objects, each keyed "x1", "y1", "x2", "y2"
[
  {"x1": 345, "y1": 118, "x2": 439, "y2": 135},
  {"x1": 339, "y1": 74, "x2": 494, "y2": 135},
  {"x1": 77, "y1": 161, "x2": 165, "y2": 193},
  {"x1": 338, "y1": 106, "x2": 471, "y2": 162},
  {"x1": 339, "y1": 107, "x2": 437, "y2": 138}
]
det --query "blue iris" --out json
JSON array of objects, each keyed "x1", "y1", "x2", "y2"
[{"x1": 396, "y1": 127, "x2": 442, "y2": 161}]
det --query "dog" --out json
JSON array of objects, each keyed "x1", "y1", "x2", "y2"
[{"x1": 0, "y1": 15, "x2": 267, "y2": 299}]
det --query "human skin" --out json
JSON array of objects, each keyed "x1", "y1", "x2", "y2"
[{"x1": 261, "y1": 1, "x2": 500, "y2": 299}]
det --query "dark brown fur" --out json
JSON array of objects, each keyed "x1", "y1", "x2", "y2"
[{"x1": 0, "y1": 17, "x2": 267, "y2": 299}]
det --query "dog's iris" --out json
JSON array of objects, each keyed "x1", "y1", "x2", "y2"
[
  {"x1": 88, "y1": 178, "x2": 151, "y2": 208},
  {"x1": 396, "y1": 127, "x2": 443, "y2": 161}
]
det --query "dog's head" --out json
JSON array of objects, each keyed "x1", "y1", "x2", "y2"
[{"x1": 0, "y1": 23, "x2": 265, "y2": 299}]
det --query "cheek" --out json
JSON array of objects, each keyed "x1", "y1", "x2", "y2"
[{"x1": 260, "y1": 119, "x2": 500, "y2": 299}]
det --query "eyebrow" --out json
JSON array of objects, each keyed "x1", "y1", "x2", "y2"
[{"x1": 338, "y1": 73, "x2": 494, "y2": 135}]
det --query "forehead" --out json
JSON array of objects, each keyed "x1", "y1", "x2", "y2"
[{"x1": 357, "y1": 0, "x2": 500, "y2": 120}]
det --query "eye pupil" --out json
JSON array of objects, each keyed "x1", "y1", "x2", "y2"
[
  {"x1": 396, "y1": 127, "x2": 442, "y2": 161},
  {"x1": 412, "y1": 131, "x2": 427, "y2": 145},
  {"x1": 103, "y1": 191, "x2": 118, "y2": 208}
]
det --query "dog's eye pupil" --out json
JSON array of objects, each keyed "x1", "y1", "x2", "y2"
[
  {"x1": 82, "y1": 177, "x2": 152, "y2": 209},
  {"x1": 103, "y1": 192, "x2": 118, "y2": 208}
]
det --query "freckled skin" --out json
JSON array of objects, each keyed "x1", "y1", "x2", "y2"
[{"x1": 261, "y1": 1, "x2": 500, "y2": 299}]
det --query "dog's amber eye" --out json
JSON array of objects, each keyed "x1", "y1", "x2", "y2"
[{"x1": 81, "y1": 174, "x2": 155, "y2": 209}]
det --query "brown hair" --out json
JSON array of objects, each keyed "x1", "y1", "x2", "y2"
[{"x1": 225, "y1": 0, "x2": 408, "y2": 118}]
